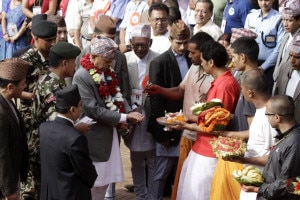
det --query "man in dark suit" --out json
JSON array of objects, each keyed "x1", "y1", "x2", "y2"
[
  {"x1": 273, "y1": 34, "x2": 300, "y2": 124},
  {"x1": 39, "y1": 85, "x2": 97, "y2": 200},
  {"x1": 147, "y1": 19, "x2": 192, "y2": 200},
  {"x1": 0, "y1": 58, "x2": 29, "y2": 200}
]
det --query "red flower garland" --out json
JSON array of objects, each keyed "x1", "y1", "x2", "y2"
[{"x1": 80, "y1": 54, "x2": 125, "y2": 113}]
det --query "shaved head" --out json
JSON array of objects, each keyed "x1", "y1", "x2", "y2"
[
  {"x1": 268, "y1": 95, "x2": 295, "y2": 120},
  {"x1": 241, "y1": 70, "x2": 269, "y2": 95}
]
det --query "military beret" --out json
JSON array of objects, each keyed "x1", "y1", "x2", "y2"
[
  {"x1": 50, "y1": 42, "x2": 81, "y2": 58},
  {"x1": 32, "y1": 14, "x2": 47, "y2": 25},
  {"x1": 170, "y1": 20, "x2": 190, "y2": 40},
  {"x1": 0, "y1": 58, "x2": 29, "y2": 81},
  {"x1": 94, "y1": 15, "x2": 116, "y2": 36},
  {"x1": 47, "y1": 14, "x2": 66, "y2": 27},
  {"x1": 55, "y1": 84, "x2": 81, "y2": 110},
  {"x1": 31, "y1": 20, "x2": 57, "y2": 38}
]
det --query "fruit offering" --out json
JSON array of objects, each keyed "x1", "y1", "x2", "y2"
[
  {"x1": 165, "y1": 110, "x2": 186, "y2": 124},
  {"x1": 210, "y1": 136, "x2": 247, "y2": 159},
  {"x1": 190, "y1": 98, "x2": 223, "y2": 115},
  {"x1": 286, "y1": 177, "x2": 300, "y2": 195},
  {"x1": 232, "y1": 166, "x2": 264, "y2": 187}
]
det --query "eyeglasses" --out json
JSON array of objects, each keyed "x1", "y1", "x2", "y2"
[
  {"x1": 131, "y1": 43, "x2": 149, "y2": 48},
  {"x1": 265, "y1": 113, "x2": 288, "y2": 116},
  {"x1": 150, "y1": 18, "x2": 168, "y2": 23},
  {"x1": 265, "y1": 113, "x2": 277, "y2": 116}
]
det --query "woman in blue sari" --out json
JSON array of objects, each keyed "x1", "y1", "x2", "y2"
[{"x1": 1, "y1": 0, "x2": 27, "y2": 59}]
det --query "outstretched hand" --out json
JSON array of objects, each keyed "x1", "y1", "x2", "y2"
[
  {"x1": 144, "y1": 84, "x2": 161, "y2": 96},
  {"x1": 75, "y1": 122, "x2": 90, "y2": 134},
  {"x1": 169, "y1": 120, "x2": 187, "y2": 130},
  {"x1": 241, "y1": 184, "x2": 259, "y2": 193},
  {"x1": 127, "y1": 112, "x2": 144, "y2": 124}
]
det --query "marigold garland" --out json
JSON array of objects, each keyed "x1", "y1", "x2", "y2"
[
  {"x1": 80, "y1": 54, "x2": 125, "y2": 113},
  {"x1": 293, "y1": 178, "x2": 300, "y2": 195},
  {"x1": 197, "y1": 107, "x2": 230, "y2": 133}
]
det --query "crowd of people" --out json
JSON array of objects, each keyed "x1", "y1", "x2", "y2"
[{"x1": 0, "y1": 0, "x2": 300, "y2": 200}]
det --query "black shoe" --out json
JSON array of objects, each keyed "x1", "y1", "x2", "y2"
[{"x1": 124, "y1": 184, "x2": 134, "y2": 192}]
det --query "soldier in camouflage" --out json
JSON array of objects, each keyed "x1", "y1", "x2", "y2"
[
  {"x1": 36, "y1": 42, "x2": 81, "y2": 121},
  {"x1": 19, "y1": 20, "x2": 57, "y2": 200},
  {"x1": 21, "y1": 42, "x2": 81, "y2": 199}
]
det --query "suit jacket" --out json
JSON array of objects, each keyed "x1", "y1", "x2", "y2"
[
  {"x1": 73, "y1": 67, "x2": 131, "y2": 161},
  {"x1": 0, "y1": 95, "x2": 28, "y2": 197},
  {"x1": 76, "y1": 47, "x2": 132, "y2": 104},
  {"x1": 273, "y1": 62, "x2": 300, "y2": 123},
  {"x1": 147, "y1": 48, "x2": 192, "y2": 146},
  {"x1": 125, "y1": 49, "x2": 159, "y2": 107},
  {"x1": 273, "y1": 28, "x2": 300, "y2": 81},
  {"x1": 39, "y1": 117, "x2": 97, "y2": 200},
  {"x1": 125, "y1": 50, "x2": 159, "y2": 150}
]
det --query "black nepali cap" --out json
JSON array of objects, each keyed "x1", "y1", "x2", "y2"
[{"x1": 55, "y1": 85, "x2": 81, "y2": 110}]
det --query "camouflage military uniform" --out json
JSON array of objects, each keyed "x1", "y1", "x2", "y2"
[
  {"x1": 36, "y1": 71, "x2": 67, "y2": 121},
  {"x1": 19, "y1": 48, "x2": 49, "y2": 200}
]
